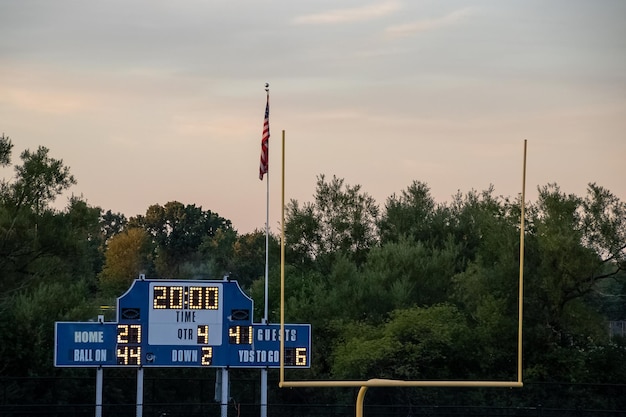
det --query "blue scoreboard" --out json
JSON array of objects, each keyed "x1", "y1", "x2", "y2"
[{"x1": 55, "y1": 279, "x2": 311, "y2": 368}]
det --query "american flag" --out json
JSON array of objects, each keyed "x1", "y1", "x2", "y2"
[{"x1": 259, "y1": 94, "x2": 270, "y2": 180}]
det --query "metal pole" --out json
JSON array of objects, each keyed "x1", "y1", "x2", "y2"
[
  {"x1": 261, "y1": 82, "x2": 270, "y2": 417},
  {"x1": 356, "y1": 386, "x2": 368, "y2": 417},
  {"x1": 136, "y1": 367, "x2": 143, "y2": 417},
  {"x1": 221, "y1": 368, "x2": 229, "y2": 417},
  {"x1": 279, "y1": 130, "x2": 286, "y2": 387},
  {"x1": 264, "y1": 85, "x2": 270, "y2": 331},
  {"x1": 260, "y1": 369, "x2": 268, "y2": 417},
  {"x1": 96, "y1": 315, "x2": 105, "y2": 417},
  {"x1": 518, "y1": 139, "x2": 527, "y2": 383},
  {"x1": 95, "y1": 367, "x2": 103, "y2": 417}
]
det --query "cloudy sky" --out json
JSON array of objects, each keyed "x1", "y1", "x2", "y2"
[{"x1": 1, "y1": 1, "x2": 624, "y2": 233}]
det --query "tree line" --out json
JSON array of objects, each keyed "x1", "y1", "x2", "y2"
[{"x1": 1, "y1": 134, "x2": 625, "y2": 411}]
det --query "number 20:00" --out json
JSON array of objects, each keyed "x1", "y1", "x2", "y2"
[{"x1": 153, "y1": 286, "x2": 219, "y2": 310}]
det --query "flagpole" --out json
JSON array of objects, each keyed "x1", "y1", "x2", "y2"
[
  {"x1": 260, "y1": 83, "x2": 270, "y2": 417},
  {"x1": 264, "y1": 83, "x2": 270, "y2": 325},
  {"x1": 258, "y1": 82, "x2": 270, "y2": 324}
]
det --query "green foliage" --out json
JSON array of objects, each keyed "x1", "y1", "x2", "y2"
[
  {"x1": 586, "y1": 269, "x2": 626, "y2": 319},
  {"x1": 332, "y1": 304, "x2": 471, "y2": 380},
  {"x1": 100, "y1": 209, "x2": 127, "y2": 242},
  {"x1": 98, "y1": 227, "x2": 153, "y2": 297},
  {"x1": 0, "y1": 133, "x2": 12, "y2": 166},
  {"x1": 378, "y1": 180, "x2": 437, "y2": 244},
  {"x1": 365, "y1": 238, "x2": 459, "y2": 311},
  {"x1": 200, "y1": 229, "x2": 280, "y2": 288},
  {"x1": 0, "y1": 280, "x2": 97, "y2": 376},
  {"x1": 285, "y1": 174, "x2": 379, "y2": 270},
  {"x1": 1, "y1": 137, "x2": 625, "y2": 412},
  {"x1": 130, "y1": 201, "x2": 233, "y2": 277},
  {"x1": 63, "y1": 197, "x2": 106, "y2": 285},
  {"x1": 0, "y1": 142, "x2": 102, "y2": 380},
  {"x1": 581, "y1": 183, "x2": 626, "y2": 267},
  {"x1": 525, "y1": 184, "x2": 624, "y2": 349},
  {"x1": 3, "y1": 146, "x2": 75, "y2": 214},
  {"x1": 1, "y1": 148, "x2": 78, "y2": 293}
]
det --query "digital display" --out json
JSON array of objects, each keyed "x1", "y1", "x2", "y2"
[
  {"x1": 148, "y1": 282, "x2": 223, "y2": 346},
  {"x1": 284, "y1": 347, "x2": 308, "y2": 367},
  {"x1": 55, "y1": 279, "x2": 311, "y2": 368},
  {"x1": 117, "y1": 346, "x2": 141, "y2": 365},
  {"x1": 153, "y1": 285, "x2": 219, "y2": 310},
  {"x1": 117, "y1": 324, "x2": 142, "y2": 365},
  {"x1": 229, "y1": 326, "x2": 253, "y2": 344},
  {"x1": 197, "y1": 325, "x2": 209, "y2": 344},
  {"x1": 201, "y1": 347, "x2": 213, "y2": 366},
  {"x1": 117, "y1": 324, "x2": 141, "y2": 344}
]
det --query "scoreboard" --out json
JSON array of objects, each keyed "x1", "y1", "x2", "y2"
[{"x1": 55, "y1": 279, "x2": 310, "y2": 368}]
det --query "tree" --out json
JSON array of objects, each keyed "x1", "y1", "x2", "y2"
[
  {"x1": 378, "y1": 180, "x2": 437, "y2": 244},
  {"x1": 132, "y1": 201, "x2": 232, "y2": 276},
  {"x1": 58, "y1": 196, "x2": 106, "y2": 290},
  {"x1": 229, "y1": 230, "x2": 279, "y2": 288},
  {"x1": 100, "y1": 209, "x2": 128, "y2": 242},
  {"x1": 0, "y1": 280, "x2": 96, "y2": 376},
  {"x1": 198, "y1": 227, "x2": 238, "y2": 279},
  {"x1": 98, "y1": 227, "x2": 152, "y2": 296},
  {"x1": 517, "y1": 183, "x2": 626, "y2": 386},
  {"x1": 285, "y1": 175, "x2": 379, "y2": 270},
  {"x1": 0, "y1": 133, "x2": 12, "y2": 166},
  {"x1": 332, "y1": 304, "x2": 472, "y2": 380},
  {"x1": 0, "y1": 141, "x2": 102, "y2": 380},
  {"x1": 449, "y1": 190, "x2": 522, "y2": 319},
  {"x1": 526, "y1": 184, "x2": 624, "y2": 343},
  {"x1": 2, "y1": 146, "x2": 75, "y2": 215},
  {"x1": 581, "y1": 183, "x2": 626, "y2": 272},
  {"x1": 0, "y1": 145, "x2": 78, "y2": 294},
  {"x1": 364, "y1": 237, "x2": 460, "y2": 312}
]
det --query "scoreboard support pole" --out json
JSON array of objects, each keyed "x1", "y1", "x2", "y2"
[
  {"x1": 221, "y1": 367, "x2": 229, "y2": 417},
  {"x1": 95, "y1": 315, "x2": 104, "y2": 417},
  {"x1": 95, "y1": 367, "x2": 103, "y2": 417},
  {"x1": 137, "y1": 368, "x2": 144, "y2": 417},
  {"x1": 261, "y1": 368, "x2": 268, "y2": 417}
]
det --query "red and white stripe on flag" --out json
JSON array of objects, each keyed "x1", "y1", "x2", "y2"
[{"x1": 259, "y1": 96, "x2": 270, "y2": 180}]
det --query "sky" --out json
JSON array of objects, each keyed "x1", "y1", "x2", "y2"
[{"x1": 1, "y1": 0, "x2": 625, "y2": 234}]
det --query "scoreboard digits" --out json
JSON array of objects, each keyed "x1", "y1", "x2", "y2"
[
  {"x1": 201, "y1": 347, "x2": 213, "y2": 366},
  {"x1": 197, "y1": 325, "x2": 209, "y2": 344},
  {"x1": 229, "y1": 326, "x2": 253, "y2": 344},
  {"x1": 117, "y1": 324, "x2": 141, "y2": 344},
  {"x1": 117, "y1": 324, "x2": 142, "y2": 365},
  {"x1": 117, "y1": 346, "x2": 141, "y2": 365},
  {"x1": 153, "y1": 286, "x2": 219, "y2": 310},
  {"x1": 284, "y1": 347, "x2": 308, "y2": 367}
]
